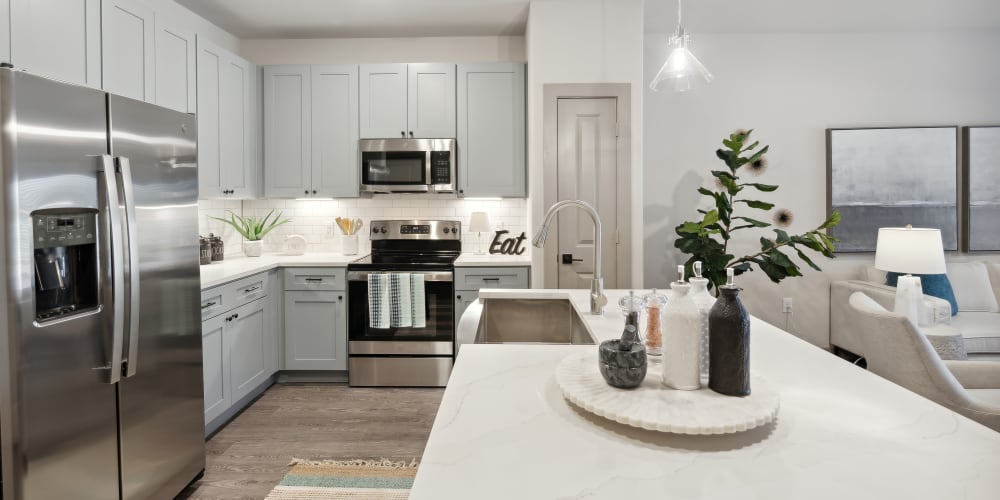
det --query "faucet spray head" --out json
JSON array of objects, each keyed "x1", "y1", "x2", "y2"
[{"x1": 531, "y1": 225, "x2": 550, "y2": 248}]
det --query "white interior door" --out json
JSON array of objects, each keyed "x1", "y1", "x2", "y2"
[{"x1": 556, "y1": 97, "x2": 619, "y2": 289}]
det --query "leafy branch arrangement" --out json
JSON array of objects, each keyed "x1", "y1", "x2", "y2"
[
  {"x1": 674, "y1": 129, "x2": 841, "y2": 291},
  {"x1": 211, "y1": 210, "x2": 291, "y2": 241}
]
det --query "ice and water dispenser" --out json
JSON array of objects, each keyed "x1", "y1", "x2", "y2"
[{"x1": 32, "y1": 210, "x2": 99, "y2": 321}]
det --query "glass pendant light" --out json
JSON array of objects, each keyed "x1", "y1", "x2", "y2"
[{"x1": 649, "y1": 0, "x2": 713, "y2": 92}]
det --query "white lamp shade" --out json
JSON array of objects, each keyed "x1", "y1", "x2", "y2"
[
  {"x1": 874, "y1": 227, "x2": 946, "y2": 274},
  {"x1": 469, "y1": 212, "x2": 491, "y2": 233}
]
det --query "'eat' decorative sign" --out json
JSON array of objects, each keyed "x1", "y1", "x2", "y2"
[{"x1": 489, "y1": 230, "x2": 527, "y2": 255}]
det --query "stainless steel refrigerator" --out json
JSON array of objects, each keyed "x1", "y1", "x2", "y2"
[{"x1": 0, "y1": 68, "x2": 205, "y2": 499}]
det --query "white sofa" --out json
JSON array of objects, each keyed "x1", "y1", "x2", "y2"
[{"x1": 832, "y1": 261, "x2": 1000, "y2": 358}]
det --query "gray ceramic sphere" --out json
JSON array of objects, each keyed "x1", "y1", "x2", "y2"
[{"x1": 598, "y1": 340, "x2": 648, "y2": 389}]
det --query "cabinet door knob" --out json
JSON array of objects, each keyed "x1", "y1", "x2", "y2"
[
  {"x1": 408, "y1": 131, "x2": 413, "y2": 137},
  {"x1": 312, "y1": 190, "x2": 317, "y2": 195},
  {"x1": 400, "y1": 131, "x2": 405, "y2": 137},
  {"x1": 233, "y1": 313, "x2": 239, "y2": 319},
  {"x1": 457, "y1": 295, "x2": 462, "y2": 300},
  {"x1": 338, "y1": 295, "x2": 343, "y2": 301},
  {"x1": 304, "y1": 190, "x2": 309, "y2": 195}
]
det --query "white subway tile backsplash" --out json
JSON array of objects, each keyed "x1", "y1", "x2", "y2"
[{"x1": 198, "y1": 195, "x2": 528, "y2": 257}]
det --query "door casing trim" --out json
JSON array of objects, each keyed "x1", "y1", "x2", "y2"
[{"x1": 542, "y1": 83, "x2": 632, "y2": 289}]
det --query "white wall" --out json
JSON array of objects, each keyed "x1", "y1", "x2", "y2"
[
  {"x1": 240, "y1": 36, "x2": 526, "y2": 64},
  {"x1": 643, "y1": 31, "x2": 1000, "y2": 347},
  {"x1": 158, "y1": 0, "x2": 240, "y2": 52},
  {"x1": 526, "y1": 0, "x2": 645, "y2": 288}
]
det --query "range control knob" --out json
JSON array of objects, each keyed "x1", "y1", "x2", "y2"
[
  {"x1": 443, "y1": 227, "x2": 450, "y2": 234},
  {"x1": 380, "y1": 227, "x2": 387, "y2": 234}
]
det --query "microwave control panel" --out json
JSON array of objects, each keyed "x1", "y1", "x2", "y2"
[{"x1": 430, "y1": 151, "x2": 451, "y2": 184}]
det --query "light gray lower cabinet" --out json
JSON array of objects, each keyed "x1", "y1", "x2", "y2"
[
  {"x1": 200, "y1": 272, "x2": 275, "y2": 433},
  {"x1": 201, "y1": 312, "x2": 228, "y2": 424},
  {"x1": 228, "y1": 298, "x2": 269, "y2": 402},
  {"x1": 454, "y1": 290, "x2": 480, "y2": 327},
  {"x1": 284, "y1": 290, "x2": 347, "y2": 370},
  {"x1": 454, "y1": 266, "x2": 530, "y2": 326}
]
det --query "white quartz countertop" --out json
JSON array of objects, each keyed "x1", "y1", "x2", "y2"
[
  {"x1": 412, "y1": 289, "x2": 1000, "y2": 499},
  {"x1": 453, "y1": 253, "x2": 531, "y2": 267},
  {"x1": 199, "y1": 253, "x2": 357, "y2": 289}
]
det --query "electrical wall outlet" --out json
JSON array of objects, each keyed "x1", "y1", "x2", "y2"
[
  {"x1": 326, "y1": 221, "x2": 335, "y2": 237},
  {"x1": 782, "y1": 297, "x2": 793, "y2": 313}
]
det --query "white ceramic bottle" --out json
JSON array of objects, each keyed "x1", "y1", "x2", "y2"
[
  {"x1": 662, "y1": 265, "x2": 702, "y2": 390},
  {"x1": 688, "y1": 261, "x2": 715, "y2": 384}
]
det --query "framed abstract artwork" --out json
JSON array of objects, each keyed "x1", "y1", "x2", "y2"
[
  {"x1": 826, "y1": 126, "x2": 959, "y2": 252},
  {"x1": 964, "y1": 126, "x2": 1000, "y2": 251}
]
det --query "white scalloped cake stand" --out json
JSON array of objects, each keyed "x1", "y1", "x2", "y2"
[{"x1": 555, "y1": 351, "x2": 780, "y2": 435}]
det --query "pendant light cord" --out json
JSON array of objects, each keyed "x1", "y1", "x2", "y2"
[{"x1": 677, "y1": 0, "x2": 683, "y2": 26}]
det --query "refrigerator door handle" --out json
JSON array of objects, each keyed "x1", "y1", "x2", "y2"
[
  {"x1": 117, "y1": 156, "x2": 141, "y2": 378},
  {"x1": 99, "y1": 155, "x2": 126, "y2": 384}
]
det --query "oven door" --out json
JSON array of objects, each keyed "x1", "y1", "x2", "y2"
[
  {"x1": 347, "y1": 270, "x2": 454, "y2": 354},
  {"x1": 360, "y1": 150, "x2": 428, "y2": 192}
]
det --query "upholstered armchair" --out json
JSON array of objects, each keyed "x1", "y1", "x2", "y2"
[{"x1": 848, "y1": 291, "x2": 1000, "y2": 432}]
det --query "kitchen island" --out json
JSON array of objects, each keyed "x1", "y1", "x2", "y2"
[{"x1": 411, "y1": 289, "x2": 1000, "y2": 499}]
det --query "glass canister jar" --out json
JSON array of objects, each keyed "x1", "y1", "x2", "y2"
[
  {"x1": 199, "y1": 236, "x2": 212, "y2": 265},
  {"x1": 209, "y1": 233, "x2": 224, "y2": 262},
  {"x1": 642, "y1": 289, "x2": 668, "y2": 356}
]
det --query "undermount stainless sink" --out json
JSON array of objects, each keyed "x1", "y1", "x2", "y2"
[{"x1": 474, "y1": 299, "x2": 595, "y2": 345}]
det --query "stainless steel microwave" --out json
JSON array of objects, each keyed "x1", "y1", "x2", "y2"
[{"x1": 359, "y1": 138, "x2": 456, "y2": 193}]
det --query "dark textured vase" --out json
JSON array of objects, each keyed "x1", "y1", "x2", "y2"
[{"x1": 708, "y1": 286, "x2": 751, "y2": 396}]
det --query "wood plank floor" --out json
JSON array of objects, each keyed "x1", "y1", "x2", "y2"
[{"x1": 177, "y1": 383, "x2": 444, "y2": 499}]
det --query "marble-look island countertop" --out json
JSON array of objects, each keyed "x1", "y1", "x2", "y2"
[{"x1": 411, "y1": 289, "x2": 1000, "y2": 499}]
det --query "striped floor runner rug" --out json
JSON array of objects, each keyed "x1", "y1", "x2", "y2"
[{"x1": 265, "y1": 458, "x2": 417, "y2": 499}]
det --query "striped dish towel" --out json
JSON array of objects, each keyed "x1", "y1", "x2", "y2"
[
  {"x1": 367, "y1": 273, "x2": 390, "y2": 329},
  {"x1": 411, "y1": 274, "x2": 426, "y2": 328},
  {"x1": 389, "y1": 273, "x2": 412, "y2": 328}
]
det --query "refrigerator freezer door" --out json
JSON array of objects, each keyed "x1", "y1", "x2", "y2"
[
  {"x1": 109, "y1": 94, "x2": 205, "y2": 500},
  {"x1": 0, "y1": 70, "x2": 121, "y2": 500}
]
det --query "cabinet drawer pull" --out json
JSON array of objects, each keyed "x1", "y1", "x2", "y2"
[
  {"x1": 304, "y1": 278, "x2": 324, "y2": 282},
  {"x1": 201, "y1": 301, "x2": 217, "y2": 309},
  {"x1": 482, "y1": 277, "x2": 501, "y2": 282},
  {"x1": 243, "y1": 285, "x2": 261, "y2": 293}
]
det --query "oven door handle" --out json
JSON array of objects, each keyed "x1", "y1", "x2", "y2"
[{"x1": 348, "y1": 271, "x2": 453, "y2": 282}]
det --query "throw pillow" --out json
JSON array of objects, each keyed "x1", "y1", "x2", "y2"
[
  {"x1": 946, "y1": 262, "x2": 999, "y2": 313},
  {"x1": 886, "y1": 272, "x2": 958, "y2": 316}
]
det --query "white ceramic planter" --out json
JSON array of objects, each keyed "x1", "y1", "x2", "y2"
[{"x1": 243, "y1": 240, "x2": 263, "y2": 257}]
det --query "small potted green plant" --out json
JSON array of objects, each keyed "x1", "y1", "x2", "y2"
[{"x1": 210, "y1": 210, "x2": 291, "y2": 257}]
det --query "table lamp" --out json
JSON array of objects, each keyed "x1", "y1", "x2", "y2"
[
  {"x1": 874, "y1": 226, "x2": 946, "y2": 325},
  {"x1": 468, "y1": 212, "x2": 491, "y2": 254}
]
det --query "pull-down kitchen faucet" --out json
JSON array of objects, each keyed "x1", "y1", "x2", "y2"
[{"x1": 532, "y1": 200, "x2": 608, "y2": 315}]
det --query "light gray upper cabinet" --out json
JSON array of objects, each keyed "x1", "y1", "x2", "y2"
[
  {"x1": 10, "y1": 0, "x2": 102, "y2": 87},
  {"x1": 197, "y1": 37, "x2": 258, "y2": 199},
  {"x1": 264, "y1": 64, "x2": 359, "y2": 199},
  {"x1": 101, "y1": 0, "x2": 155, "y2": 102},
  {"x1": 359, "y1": 63, "x2": 406, "y2": 139},
  {"x1": 457, "y1": 63, "x2": 526, "y2": 198},
  {"x1": 284, "y1": 291, "x2": 347, "y2": 371},
  {"x1": 263, "y1": 65, "x2": 311, "y2": 198},
  {"x1": 153, "y1": 16, "x2": 195, "y2": 113},
  {"x1": 360, "y1": 63, "x2": 455, "y2": 139},
  {"x1": 311, "y1": 65, "x2": 359, "y2": 198}
]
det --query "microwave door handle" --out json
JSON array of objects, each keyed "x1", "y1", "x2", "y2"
[
  {"x1": 117, "y1": 157, "x2": 141, "y2": 378},
  {"x1": 99, "y1": 155, "x2": 126, "y2": 384},
  {"x1": 425, "y1": 150, "x2": 432, "y2": 187}
]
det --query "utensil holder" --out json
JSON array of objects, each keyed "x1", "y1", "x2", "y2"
[{"x1": 342, "y1": 234, "x2": 359, "y2": 255}]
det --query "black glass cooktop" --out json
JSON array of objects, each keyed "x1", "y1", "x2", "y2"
[{"x1": 348, "y1": 251, "x2": 460, "y2": 271}]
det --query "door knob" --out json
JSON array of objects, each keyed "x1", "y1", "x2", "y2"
[{"x1": 561, "y1": 254, "x2": 583, "y2": 264}]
